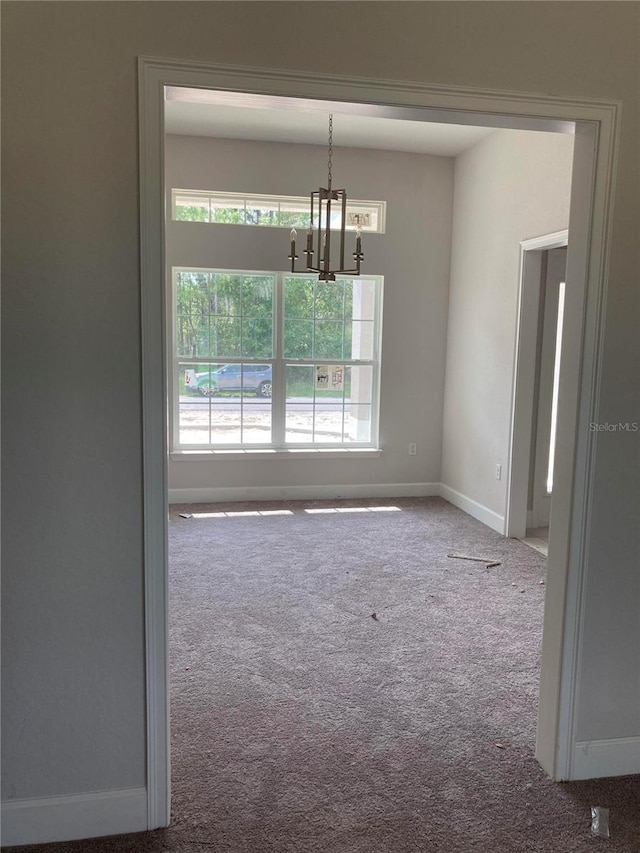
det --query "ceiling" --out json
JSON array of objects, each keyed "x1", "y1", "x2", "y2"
[{"x1": 164, "y1": 87, "x2": 496, "y2": 157}]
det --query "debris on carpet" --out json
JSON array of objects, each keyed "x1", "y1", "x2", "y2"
[
  {"x1": 447, "y1": 553, "x2": 501, "y2": 568},
  {"x1": 591, "y1": 806, "x2": 611, "y2": 838}
]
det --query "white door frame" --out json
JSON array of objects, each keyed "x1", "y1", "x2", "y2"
[
  {"x1": 532, "y1": 246, "x2": 568, "y2": 530},
  {"x1": 506, "y1": 230, "x2": 569, "y2": 541},
  {"x1": 138, "y1": 57, "x2": 620, "y2": 827}
]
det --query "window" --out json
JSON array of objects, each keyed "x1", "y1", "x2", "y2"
[
  {"x1": 546, "y1": 280, "x2": 566, "y2": 494},
  {"x1": 172, "y1": 269, "x2": 382, "y2": 451},
  {"x1": 172, "y1": 190, "x2": 386, "y2": 234}
]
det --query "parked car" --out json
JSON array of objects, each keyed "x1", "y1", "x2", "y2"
[{"x1": 186, "y1": 363, "x2": 272, "y2": 397}]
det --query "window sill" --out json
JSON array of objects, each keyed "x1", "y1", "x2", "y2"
[{"x1": 170, "y1": 448, "x2": 382, "y2": 462}]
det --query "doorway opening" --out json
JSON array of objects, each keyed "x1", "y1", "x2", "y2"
[
  {"x1": 139, "y1": 59, "x2": 620, "y2": 827},
  {"x1": 162, "y1": 92, "x2": 572, "y2": 835},
  {"x1": 506, "y1": 231, "x2": 569, "y2": 557},
  {"x1": 511, "y1": 239, "x2": 569, "y2": 557}
]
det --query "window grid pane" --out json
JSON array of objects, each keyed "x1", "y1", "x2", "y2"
[
  {"x1": 178, "y1": 360, "x2": 273, "y2": 446},
  {"x1": 282, "y1": 361, "x2": 373, "y2": 447}
]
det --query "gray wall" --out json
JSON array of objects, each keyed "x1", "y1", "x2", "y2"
[
  {"x1": 2, "y1": 1, "x2": 638, "y2": 803},
  {"x1": 442, "y1": 129, "x2": 574, "y2": 517},
  {"x1": 166, "y1": 134, "x2": 454, "y2": 493}
]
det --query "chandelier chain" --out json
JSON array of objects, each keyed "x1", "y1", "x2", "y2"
[{"x1": 327, "y1": 114, "x2": 333, "y2": 188}]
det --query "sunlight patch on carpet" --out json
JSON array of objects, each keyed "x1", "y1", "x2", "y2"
[
  {"x1": 190, "y1": 509, "x2": 295, "y2": 519},
  {"x1": 305, "y1": 505, "x2": 402, "y2": 514}
]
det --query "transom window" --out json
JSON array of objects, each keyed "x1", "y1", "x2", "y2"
[
  {"x1": 172, "y1": 269, "x2": 382, "y2": 450},
  {"x1": 172, "y1": 190, "x2": 386, "y2": 233}
]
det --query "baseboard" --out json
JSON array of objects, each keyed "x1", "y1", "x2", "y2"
[
  {"x1": 438, "y1": 484, "x2": 505, "y2": 534},
  {"x1": 0, "y1": 787, "x2": 147, "y2": 847},
  {"x1": 168, "y1": 485, "x2": 508, "y2": 539},
  {"x1": 169, "y1": 482, "x2": 440, "y2": 504},
  {"x1": 572, "y1": 737, "x2": 640, "y2": 780}
]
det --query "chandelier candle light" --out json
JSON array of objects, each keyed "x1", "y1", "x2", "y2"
[{"x1": 288, "y1": 114, "x2": 364, "y2": 282}]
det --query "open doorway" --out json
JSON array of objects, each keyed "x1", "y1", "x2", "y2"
[
  {"x1": 520, "y1": 245, "x2": 568, "y2": 556},
  {"x1": 506, "y1": 231, "x2": 569, "y2": 556},
  {"x1": 139, "y1": 59, "x2": 619, "y2": 826},
  {"x1": 162, "y1": 93, "x2": 573, "y2": 839}
]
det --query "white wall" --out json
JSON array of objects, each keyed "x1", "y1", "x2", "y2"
[
  {"x1": 165, "y1": 134, "x2": 454, "y2": 497},
  {"x1": 441, "y1": 130, "x2": 575, "y2": 523},
  {"x1": 2, "y1": 0, "x2": 638, "y2": 838}
]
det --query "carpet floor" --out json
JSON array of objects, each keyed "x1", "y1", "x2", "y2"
[{"x1": 9, "y1": 498, "x2": 639, "y2": 852}]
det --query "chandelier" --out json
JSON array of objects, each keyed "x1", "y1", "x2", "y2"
[{"x1": 288, "y1": 114, "x2": 364, "y2": 282}]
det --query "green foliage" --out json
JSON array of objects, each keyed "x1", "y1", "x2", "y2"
[
  {"x1": 176, "y1": 272, "x2": 273, "y2": 358},
  {"x1": 175, "y1": 201, "x2": 309, "y2": 229},
  {"x1": 283, "y1": 277, "x2": 353, "y2": 359},
  {"x1": 211, "y1": 208, "x2": 247, "y2": 224},
  {"x1": 278, "y1": 211, "x2": 310, "y2": 229},
  {"x1": 175, "y1": 204, "x2": 209, "y2": 222},
  {"x1": 176, "y1": 272, "x2": 356, "y2": 363}
]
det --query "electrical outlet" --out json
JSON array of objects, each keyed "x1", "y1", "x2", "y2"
[
  {"x1": 408, "y1": 442, "x2": 417, "y2": 456},
  {"x1": 495, "y1": 463, "x2": 502, "y2": 480}
]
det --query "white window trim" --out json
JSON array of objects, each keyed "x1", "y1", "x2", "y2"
[
  {"x1": 170, "y1": 267, "x2": 383, "y2": 453},
  {"x1": 170, "y1": 448, "x2": 383, "y2": 461}
]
